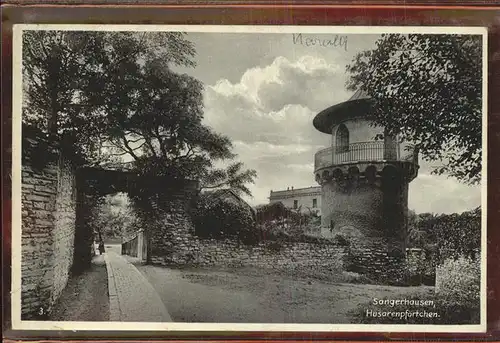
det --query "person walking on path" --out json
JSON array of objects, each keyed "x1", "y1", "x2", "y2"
[{"x1": 99, "y1": 241, "x2": 105, "y2": 255}]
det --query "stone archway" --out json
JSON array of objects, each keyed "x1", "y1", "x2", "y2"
[
  {"x1": 72, "y1": 167, "x2": 137, "y2": 274},
  {"x1": 72, "y1": 167, "x2": 200, "y2": 274}
]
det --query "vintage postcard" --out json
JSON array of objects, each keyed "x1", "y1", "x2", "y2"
[{"x1": 10, "y1": 24, "x2": 487, "y2": 332}]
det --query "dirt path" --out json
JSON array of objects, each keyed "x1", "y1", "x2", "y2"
[
  {"x1": 138, "y1": 265, "x2": 433, "y2": 323},
  {"x1": 49, "y1": 255, "x2": 109, "y2": 321}
]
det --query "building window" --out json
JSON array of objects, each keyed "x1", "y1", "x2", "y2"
[
  {"x1": 293, "y1": 200, "x2": 298, "y2": 209},
  {"x1": 336, "y1": 124, "x2": 349, "y2": 153},
  {"x1": 312, "y1": 198, "x2": 317, "y2": 208}
]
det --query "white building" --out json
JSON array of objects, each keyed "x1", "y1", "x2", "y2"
[{"x1": 268, "y1": 186, "x2": 321, "y2": 215}]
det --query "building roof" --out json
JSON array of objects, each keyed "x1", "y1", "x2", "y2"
[
  {"x1": 312, "y1": 89, "x2": 373, "y2": 134},
  {"x1": 269, "y1": 186, "x2": 321, "y2": 199},
  {"x1": 204, "y1": 188, "x2": 256, "y2": 215}
]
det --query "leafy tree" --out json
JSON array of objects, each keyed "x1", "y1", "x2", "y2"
[
  {"x1": 346, "y1": 34, "x2": 482, "y2": 184},
  {"x1": 22, "y1": 31, "x2": 109, "y2": 164},
  {"x1": 23, "y1": 31, "x2": 197, "y2": 164},
  {"x1": 22, "y1": 31, "x2": 256, "y2": 194},
  {"x1": 99, "y1": 55, "x2": 256, "y2": 195},
  {"x1": 202, "y1": 162, "x2": 257, "y2": 196},
  {"x1": 407, "y1": 209, "x2": 422, "y2": 247}
]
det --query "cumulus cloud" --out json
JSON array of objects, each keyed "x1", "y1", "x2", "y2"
[
  {"x1": 203, "y1": 55, "x2": 346, "y2": 149},
  {"x1": 204, "y1": 99, "x2": 325, "y2": 147},
  {"x1": 257, "y1": 56, "x2": 346, "y2": 113},
  {"x1": 207, "y1": 55, "x2": 347, "y2": 114}
]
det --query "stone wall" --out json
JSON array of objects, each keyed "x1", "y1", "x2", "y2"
[
  {"x1": 122, "y1": 235, "x2": 139, "y2": 257},
  {"x1": 52, "y1": 157, "x2": 77, "y2": 303},
  {"x1": 141, "y1": 184, "x2": 341, "y2": 271},
  {"x1": 130, "y1": 182, "x2": 423, "y2": 285},
  {"x1": 122, "y1": 230, "x2": 146, "y2": 261},
  {"x1": 151, "y1": 236, "x2": 346, "y2": 273},
  {"x1": 145, "y1": 205, "x2": 414, "y2": 284},
  {"x1": 21, "y1": 153, "x2": 76, "y2": 319},
  {"x1": 138, "y1": 184, "x2": 404, "y2": 281},
  {"x1": 343, "y1": 240, "x2": 407, "y2": 284}
]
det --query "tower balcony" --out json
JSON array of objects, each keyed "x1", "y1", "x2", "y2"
[{"x1": 314, "y1": 141, "x2": 419, "y2": 175}]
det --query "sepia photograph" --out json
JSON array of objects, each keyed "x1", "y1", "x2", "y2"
[{"x1": 11, "y1": 25, "x2": 487, "y2": 332}]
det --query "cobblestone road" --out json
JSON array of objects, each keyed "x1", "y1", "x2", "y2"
[{"x1": 104, "y1": 250, "x2": 172, "y2": 322}]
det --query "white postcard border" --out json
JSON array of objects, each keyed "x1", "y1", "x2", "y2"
[{"x1": 10, "y1": 23, "x2": 489, "y2": 333}]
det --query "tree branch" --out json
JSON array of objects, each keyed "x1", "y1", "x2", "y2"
[{"x1": 120, "y1": 135, "x2": 140, "y2": 160}]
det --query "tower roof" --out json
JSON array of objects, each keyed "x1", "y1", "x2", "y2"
[{"x1": 313, "y1": 89, "x2": 373, "y2": 134}]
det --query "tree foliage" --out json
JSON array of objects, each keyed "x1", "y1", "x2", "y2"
[
  {"x1": 22, "y1": 31, "x2": 197, "y2": 165},
  {"x1": 22, "y1": 31, "x2": 109, "y2": 164},
  {"x1": 407, "y1": 207, "x2": 480, "y2": 263},
  {"x1": 22, "y1": 30, "x2": 256, "y2": 194},
  {"x1": 407, "y1": 211, "x2": 439, "y2": 249},
  {"x1": 434, "y1": 207, "x2": 481, "y2": 262},
  {"x1": 346, "y1": 34, "x2": 482, "y2": 184},
  {"x1": 202, "y1": 162, "x2": 258, "y2": 197},
  {"x1": 254, "y1": 202, "x2": 322, "y2": 242},
  {"x1": 191, "y1": 191, "x2": 257, "y2": 243},
  {"x1": 94, "y1": 194, "x2": 137, "y2": 241}
]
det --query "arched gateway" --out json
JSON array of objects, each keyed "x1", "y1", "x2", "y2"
[{"x1": 73, "y1": 167, "x2": 198, "y2": 273}]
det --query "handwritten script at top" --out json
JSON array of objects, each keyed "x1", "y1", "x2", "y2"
[{"x1": 293, "y1": 34, "x2": 348, "y2": 51}]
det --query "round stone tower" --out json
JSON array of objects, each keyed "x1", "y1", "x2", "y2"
[{"x1": 313, "y1": 90, "x2": 419, "y2": 283}]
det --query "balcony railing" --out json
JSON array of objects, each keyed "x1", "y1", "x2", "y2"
[{"x1": 314, "y1": 141, "x2": 417, "y2": 171}]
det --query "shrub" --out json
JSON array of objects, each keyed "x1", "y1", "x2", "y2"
[
  {"x1": 257, "y1": 222, "x2": 332, "y2": 243},
  {"x1": 407, "y1": 208, "x2": 480, "y2": 265},
  {"x1": 435, "y1": 255, "x2": 481, "y2": 324},
  {"x1": 433, "y1": 208, "x2": 480, "y2": 263},
  {"x1": 436, "y1": 255, "x2": 480, "y2": 304},
  {"x1": 256, "y1": 202, "x2": 320, "y2": 231},
  {"x1": 406, "y1": 207, "x2": 480, "y2": 286},
  {"x1": 406, "y1": 249, "x2": 436, "y2": 286},
  {"x1": 191, "y1": 191, "x2": 256, "y2": 243}
]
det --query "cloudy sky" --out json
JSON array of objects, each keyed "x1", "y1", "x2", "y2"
[{"x1": 174, "y1": 31, "x2": 481, "y2": 214}]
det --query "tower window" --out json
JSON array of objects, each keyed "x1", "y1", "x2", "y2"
[
  {"x1": 293, "y1": 200, "x2": 298, "y2": 209},
  {"x1": 313, "y1": 198, "x2": 317, "y2": 208},
  {"x1": 336, "y1": 124, "x2": 349, "y2": 153}
]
